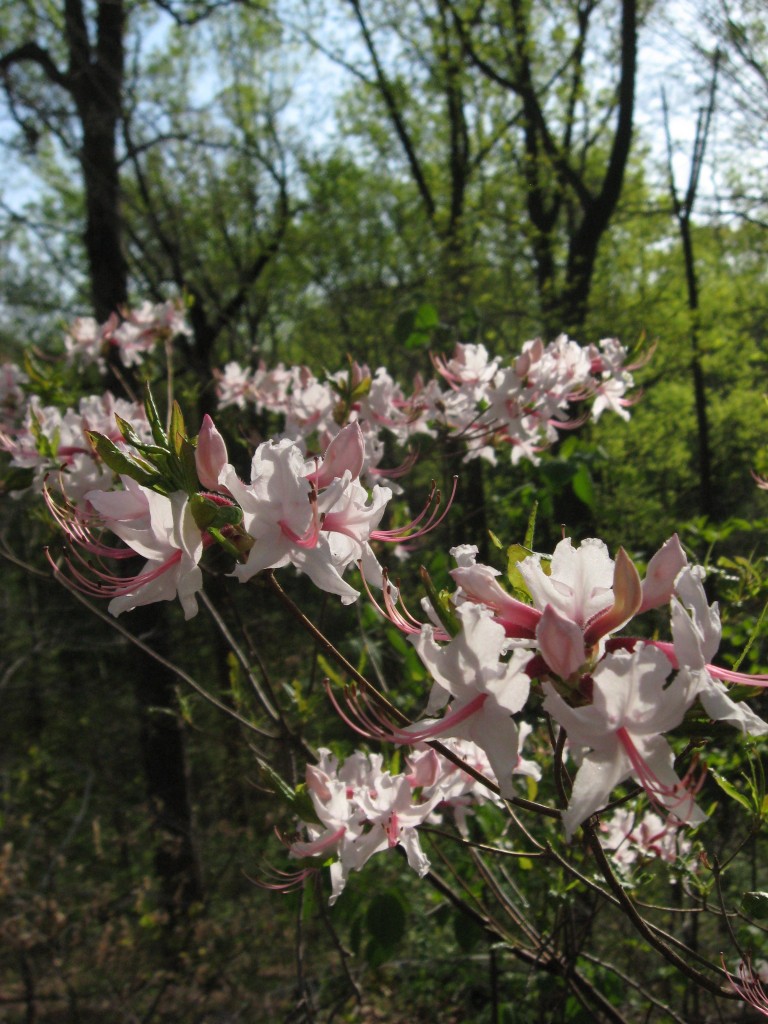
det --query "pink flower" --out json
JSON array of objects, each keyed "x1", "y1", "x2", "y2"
[
  {"x1": 290, "y1": 749, "x2": 439, "y2": 904},
  {"x1": 305, "y1": 422, "x2": 365, "y2": 489},
  {"x1": 543, "y1": 645, "x2": 705, "y2": 839},
  {"x1": 723, "y1": 958, "x2": 768, "y2": 1017},
  {"x1": 50, "y1": 478, "x2": 204, "y2": 619},
  {"x1": 453, "y1": 536, "x2": 686, "y2": 683},
  {"x1": 407, "y1": 603, "x2": 532, "y2": 797},
  {"x1": 222, "y1": 438, "x2": 317, "y2": 582}
]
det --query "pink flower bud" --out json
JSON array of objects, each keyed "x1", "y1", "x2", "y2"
[
  {"x1": 639, "y1": 534, "x2": 687, "y2": 613},
  {"x1": 308, "y1": 422, "x2": 365, "y2": 488},
  {"x1": 196, "y1": 414, "x2": 228, "y2": 491},
  {"x1": 537, "y1": 604, "x2": 586, "y2": 679}
]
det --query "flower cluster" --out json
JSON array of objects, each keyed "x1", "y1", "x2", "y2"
[
  {"x1": 288, "y1": 734, "x2": 539, "y2": 903},
  {"x1": 215, "y1": 335, "x2": 641, "y2": 469},
  {"x1": 1, "y1": 392, "x2": 150, "y2": 502},
  {"x1": 43, "y1": 404, "x2": 452, "y2": 616},
  {"x1": 598, "y1": 808, "x2": 695, "y2": 872},
  {"x1": 16, "y1": 303, "x2": 768, "y2": 1007},
  {"x1": 318, "y1": 534, "x2": 768, "y2": 871},
  {"x1": 287, "y1": 748, "x2": 442, "y2": 904},
  {"x1": 64, "y1": 300, "x2": 189, "y2": 370}
]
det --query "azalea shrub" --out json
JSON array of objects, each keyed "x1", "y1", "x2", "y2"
[{"x1": 3, "y1": 301, "x2": 768, "y2": 1022}]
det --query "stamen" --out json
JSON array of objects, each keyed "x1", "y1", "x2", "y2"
[
  {"x1": 370, "y1": 477, "x2": 457, "y2": 543},
  {"x1": 359, "y1": 568, "x2": 450, "y2": 641},
  {"x1": 616, "y1": 728, "x2": 703, "y2": 824},
  {"x1": 367, "y1": 448, "x2": 419, "y2": 479},
  {"x1": 323, "y1": 681, "x2": 487, "y2": 745}
]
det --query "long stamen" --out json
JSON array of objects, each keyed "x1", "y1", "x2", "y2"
[
  {"x1": 359, "y1": 568, "x2": 450, "y2": 641},
  {"x1": 367, "y1": 448, "x2": 419, "y2": 479},
  {"x1": 324, "y1": 681, "x2": 487, "y2": 745},
  {"x1": 648, "y1": 640, "x2": 768, "y2": 687},
  {"x1": 44, "y1": 487, "x2": 135, "y2": 560},
  {"x1": 248, "y1": 863, "x2": 318, "y2": 893},
  {"x1": 616, "y1": 728, "x2": 703, "y2": 823},
  {"x1": 722, "y1": 956, "x2": 768, "y2": 1016},
  {"x1": 370, "y1": 477, "x2": 457, "y2": 543},
  {"x1": 290, "y1": 825, "x2": 347, "y2": 860},
  {"x1": 49, "y1": 543, "x2": 183, "y2": 601}
]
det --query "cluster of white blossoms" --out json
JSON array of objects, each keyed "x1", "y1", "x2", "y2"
[
  {"x1": 10, "y1": 306, "x2": 768, "y2": 923},
  {"x1": 292, "y1": 534, "x2": 768, "y2": 898},
  {"x1": 44, "y1": 418, "x2": 422, "y2": 617},
  {"x1": 442, "y1": 538, "x2": 767, "y2": 838},
  {"x1": 2, "y1": 309, "x2": 641, "y2": 622},
  {"x1": 598, "y1": 807, "x2": 695, "y2": 871},
  {"x1": 63, "y1": 300, "x2": 189, "y2": 370},
  {"x1": 215, "y1": 335, "x2": 641, "y2": 469},
  {"x1": 1, "y1": 392, "x2": 151, "y2": 502},
  {"x1": 287, "y1": 736, "x2": 539, "y2": 904}
]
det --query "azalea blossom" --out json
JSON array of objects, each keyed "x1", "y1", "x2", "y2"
[
  {"x1": 599, "y1": 808, "x2": 694, "y2": 871},
  {"x1": 2, "y1": 392, "x2": 150, "y2": 501},
  {"x1": 408, "y1": 731, "x2": 540, "y2": 835},
  {"x1": 451, "y1": 535, "x2": 687, "y2": 682},
  {"x1": 50, "y1": 477, "x2": 205, "y2": 619},
  {"x1": 112, "y1": 299, "x2": 189, "y2": 367},
  {"x1": 723, "y1": 958, "x2": 768, "y2": 1018},
  {"x1": 407, "y1": 603, "x2": 532, "y2": 797},
  {"x1": 543, "y1": 644, "x2": 706, "y2": 839},
  {"x1": 195, "y1": 414, "x2": 230, "y2": 492},
  {"x1": 289, "y1": 749, "x2": 439, "y2": 904},
  {"x1": 669, "y1": 568, "x2": 768, "y2": 735},
  {"x1": 214, "y1": 361, "x2": 256, "y2": 410}
]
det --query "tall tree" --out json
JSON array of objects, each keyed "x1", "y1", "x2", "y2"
[
  {"x1": 298, "y1": 0, "x2": 640, "y2": 337},
  {"x1": 0, "y1": 0, "x2": 206, "y2": 918},
  {"x1": 449, "y1": 0, "x2": 639, "y2": 335},
  {"x1": 0, "y1": 0, "x2": 127, "y2": 321},
  {"x1": 119, "y1": 6, "x2": 294, "y2": 399}
]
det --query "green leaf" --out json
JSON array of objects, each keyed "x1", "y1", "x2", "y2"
[
  {"x1": 178, "y1": 436, "x2": 200, "y2": 493},
  {"x1": 420, "y1": 566, "x2": 460, "y2": 636},
  {"x1": 571, "y1": 463, "x2": 595, "y2": 509},
  {"x1": 506, "y1": 543, "x2": 534, "y2": 598},
  {"x1": 253, "y1": 757, "x2": 321, "y2": 826},
  {"x1": 1, "y1": 466, "x2": 35, "y2": 493},
  {"x1": 733, "y1": 599, "x2": 768, "y2": 671},
  {"x1": 350, "y1": 375, "x2": 372, "y2": 401},
  {"x1": 169, "y1": 400, "x2": 187, "y2": 456},
  {"x1": 114, "y1": 414, "x2": 144, "y2": 448},
  {"x1": 711, "y1": 770, "x2": 752, "y2": 812},
  {"x1": 365, "y1": 891, "x2": 406, "y2": 966},
  {"x1": 143, "y1": 384, "x2": 168, "y2": 447},
  {"x1": 413, "y1": 303, "x2": 439, "y2": 330},
  {"x1": 404, "y1": 330, "x2": 430, "y2": 350},
  {"x1": 741, "y1": 891, "x2": 768, "y2": 920},
  {"x1": 86, "y1": 432, "x2": 163, "y2": 489},
  {"x1": 524, "y1": 500, "x2": 538, "y2": 550},
  {"x1": 394, "y1": 304, "x2": 439, "y2": 349}
]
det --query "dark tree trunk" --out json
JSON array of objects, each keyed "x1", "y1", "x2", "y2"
[
  {"x1": 662, "y1": 64, "x2": 718, "y2": 520},
  {"x1": 1, "y1": 0, "x2": 203, "y2": 920},
  {"x1": 453, "y1": 0, "x2": 638, "y2": 339},
  {"x1": 64, "y1": 0, "x2": 128, "y2": 321},
  {"x1": 134, "y1": 629, "x2": 204, "y2": 917}
]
